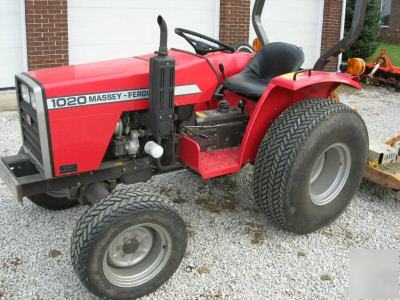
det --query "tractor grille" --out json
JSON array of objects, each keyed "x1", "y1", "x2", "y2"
[
  {"x1": 15, "y1": 74, "x2": 53, "y2": 178},
  {"x1": 18, "y1": 87, "x2": 43, "y2": 166}
]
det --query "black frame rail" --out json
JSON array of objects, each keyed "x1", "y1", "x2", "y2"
[{"x1": 0, "y1": 154, "x2": 155, "y2": 202}]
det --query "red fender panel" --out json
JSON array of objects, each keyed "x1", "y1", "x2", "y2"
[{"x1": 237, "y1": 71, "x2": 361, "y2": 165}]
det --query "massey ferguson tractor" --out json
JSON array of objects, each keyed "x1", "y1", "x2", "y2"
[{"x1": 0, "y1": 0, "x2": 368, "y2": 299}]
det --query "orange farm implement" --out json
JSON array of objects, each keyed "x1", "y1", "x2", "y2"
[{"x1": 364, "y1": 49, "x2": 400, "y2": 90}]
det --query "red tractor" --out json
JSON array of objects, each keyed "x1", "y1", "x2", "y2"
[{"x1": 1, "y1": 0, "x2": 368, "y2": 299}]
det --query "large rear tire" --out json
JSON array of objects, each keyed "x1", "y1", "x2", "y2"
[
  {"x1": 253, "y1": 99, "x2": 368, "y2": 234},
  {"x1": 71, "y1": 188, "x2": 187, "y2": 300}
]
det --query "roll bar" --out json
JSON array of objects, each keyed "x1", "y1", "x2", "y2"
[
  {"x1": 252, "y1": 0, "x2": 268, "y2": 46},
  {"x1": 313, "y1": 0, "x2": 367, "y2": 70},
  {"x1": 251, "y1": 0, "x2": 367, "y2": 71}
]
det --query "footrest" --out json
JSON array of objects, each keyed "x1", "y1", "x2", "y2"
[{"x1": 179, "y1": 136, "x2": 240, "y2": 179}]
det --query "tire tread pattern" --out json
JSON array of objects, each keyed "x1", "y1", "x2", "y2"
[
  {"x1": 253, "y1": 98, "x2": 366, "y2": 230},
  {"x1": 70, "y1": 187, "x2": 185, "y2": 293}
]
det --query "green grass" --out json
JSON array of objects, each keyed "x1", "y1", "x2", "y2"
[{"x1": 368, "y1": 42, "x2": 400, "y2": 66}]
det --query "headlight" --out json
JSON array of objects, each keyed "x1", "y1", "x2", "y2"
[
  {"x1": 20, "y1": 84, "x2": 30, "y2": 104},
  {"x1": 20, "y1": 83, "x2": 37, "y2": 110},
  {"x1": 30, "y1": 89, "x2": 36, "y2": 110}
]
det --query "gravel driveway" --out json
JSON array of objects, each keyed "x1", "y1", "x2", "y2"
[{"x1": 0, "y1": 85, "x2": 399, "y2": 299}]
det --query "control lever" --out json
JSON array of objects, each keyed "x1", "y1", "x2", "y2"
[{"x1": 219, "y1": 64, "x2": 226, "y2": 80}]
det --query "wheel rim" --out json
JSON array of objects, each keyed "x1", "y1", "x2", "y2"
[
  {"x1": 103, "y1": 223, "x2": 172, "y2": 288},
  {"x1": 309, "y1": 143, "x2": 351, "y2": 206}
]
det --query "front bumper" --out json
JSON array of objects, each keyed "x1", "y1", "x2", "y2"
[
  {"x1": 0, "y1": 154, "x2": 154, "y2": 202},
  {"x1": 0, "y1": 154, "x2": 44, "y2": 202}
]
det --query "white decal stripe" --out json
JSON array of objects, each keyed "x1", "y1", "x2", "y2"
[
  {"x1": 46, "y1": 84, "x2": 201, "y2": 110},
  {"x1": 174, "y1": 84, "x2": 201, "y2": 96}
]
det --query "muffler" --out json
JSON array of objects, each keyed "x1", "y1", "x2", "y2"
[{"x1": 147, "y1": 15, "x2": 175, "y2": 144}]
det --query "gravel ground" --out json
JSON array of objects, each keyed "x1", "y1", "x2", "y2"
[{"x1": 0, "y1": 85, "x2": 399, "y2": 300}]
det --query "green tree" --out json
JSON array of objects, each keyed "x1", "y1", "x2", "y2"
[{"x1": 344, "y1": 0, "x2": 381, "y2": 59}]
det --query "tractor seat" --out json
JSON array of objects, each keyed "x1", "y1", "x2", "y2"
[{"x1": 224, "y1": 42, "x2": 304, "y2": 99}]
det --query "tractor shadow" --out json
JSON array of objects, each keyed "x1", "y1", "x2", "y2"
[
  {"x1": 144, "y1": 164, "x2": 259, "y2": 215},
  {"x1": 132, "y1": 165, "x2": 282, "y2": 247}
]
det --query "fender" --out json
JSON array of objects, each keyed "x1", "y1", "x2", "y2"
[{"x1": 238, "y1": 71, "x2": 361, "y2": 165}]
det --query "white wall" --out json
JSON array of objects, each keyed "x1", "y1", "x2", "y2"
[
  {"x1": 68, "y1": 0, "x2": 220, "y2": 64},
  {"x1": 250, "y1": 0, "x2": 325, "y2": 68},
  {"x1": 0, "y1": 0, "x2": 27, "y2": 88}
]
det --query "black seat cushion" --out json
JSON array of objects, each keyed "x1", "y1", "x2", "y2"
[{"x1": 224, "y1": 42, "x2": 305, "y2": 99}]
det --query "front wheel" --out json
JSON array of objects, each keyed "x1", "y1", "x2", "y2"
[
  {"x1": 253, "y1": 99, "x2": 368, "y2": 234},
  {"x1": 71, "y1": 188, "x2": 187, "y2": 300}
]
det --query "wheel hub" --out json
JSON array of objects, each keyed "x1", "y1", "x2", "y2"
[
  {"x1": 122, "y1": 239, "x2": 140, "y2": 254},
  {"x1": 107, "y1": 227, "x2": 154, "y2": 268},
  {"x1": 309, "y1": 143, "x2": 351, "y2": 206},
  {"x1": 103, "y1": 223, "x2": 172, "y2": 288}
]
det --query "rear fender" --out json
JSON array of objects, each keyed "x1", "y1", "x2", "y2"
[{"x1": 238, "y1": 71, "x2": 361, "y2": 165}]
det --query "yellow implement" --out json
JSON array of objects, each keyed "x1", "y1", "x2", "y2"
[{"x1": 364, "y1": 135, "x2": 400, "y2": 190}]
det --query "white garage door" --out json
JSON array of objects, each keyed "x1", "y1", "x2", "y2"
[
  {"x1": 0, "y1": 0, "x2": 26, "y2": 88},
  {"x1": 68, "y1": 0, "x2": 220, "y2": 64},
  {"x1": 250, "y1": 0, "x2": 324, "y2": 68}
]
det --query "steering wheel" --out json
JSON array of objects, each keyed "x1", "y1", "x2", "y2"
[{"x1": 175, "y1": 28, "x2": 235, "y2": 55}]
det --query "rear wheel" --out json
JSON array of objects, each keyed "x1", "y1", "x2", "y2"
[
  {"x1": 253, "y1": 99, "x2": 368, "y2": 233},
  {"x1": 71, "y1": 188, "x2": 187, "y2": 300}
]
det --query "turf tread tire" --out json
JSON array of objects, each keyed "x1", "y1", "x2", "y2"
[
  {"x1": 253, "y1": 98, "x2": 367, "y2": 232},
  {"x1": 71, "y1": 188, "x2": 186, "y2": 299}
]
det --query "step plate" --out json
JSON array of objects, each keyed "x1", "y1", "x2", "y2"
[
  {"x1": 198, "y1": 147, "x2": 240, "y2": 179},
  {"x1": 179, "y1": 136, "x2": 240, "y2": 179}
]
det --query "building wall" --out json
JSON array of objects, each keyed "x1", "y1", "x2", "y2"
[
  {"x1": 320, "y1": 0, "x2": 343, "y2": 71},
  {"x1": 25, "y1": 0, "x2": 69, "y2": 70},
  {"x1": 380, "y1": 0, "x2": 400, "y2": 43},
  {"x1": 220, "y1": 0, "x2": 342, "y2": 71},
  {"x1": 23, "y1": 0, "x2": 342, "y2": 71},
  {"x1": 219, "y1": 0, "x2": 251, "y2": 45}
]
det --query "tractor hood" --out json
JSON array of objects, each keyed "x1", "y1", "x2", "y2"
[
  {"x1": 28, "y1": 50, "x2": 217, "y2": 106},
  {"x1": 21, "y1": 49, "x2": 251, "y2": 177},
  {"x1": 26, "y1": 49, "x2": 251, "y2": 107}
]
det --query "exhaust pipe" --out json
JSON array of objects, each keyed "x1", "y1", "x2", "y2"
[
  {"x1": 147, "y1": 15, "x2": 176, "y2": 170},
  {"x1": 157, "y1": 15, "x2": 168, "y2": 56}
]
